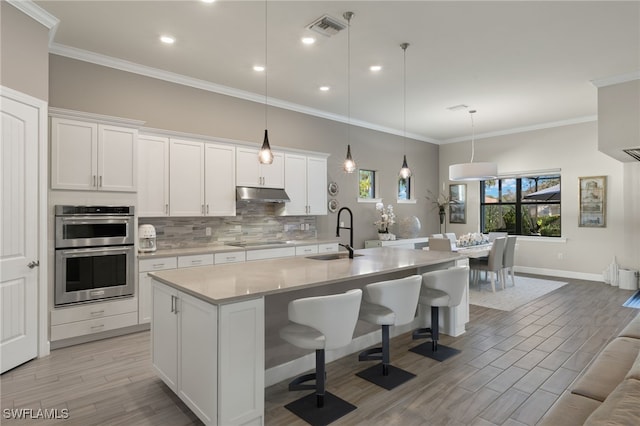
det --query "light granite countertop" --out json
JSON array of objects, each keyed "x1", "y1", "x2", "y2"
[
  {"x1": 149, "y1": 247, "x2": 464, "y2": 305},
  {"x1": 137, "y1": 238, "x2": 341, "y2": 259}
]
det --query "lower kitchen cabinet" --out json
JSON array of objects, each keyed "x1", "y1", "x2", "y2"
[
  {"x1": 151, "y1": 281, "x2": 264, "y2": 426},
  {"x1": 50, "y1": 297, "x2": 138, "y2": 342}
]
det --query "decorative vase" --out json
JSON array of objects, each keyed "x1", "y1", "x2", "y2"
[
  {"x1": 438, "y1": 207, "x2": 446, "y2": 225},
  {"x1": 398, "y1": 216, "x2": 421, "y2": 239}
]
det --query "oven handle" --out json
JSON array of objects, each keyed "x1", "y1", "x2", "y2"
[
  {"x1": 60, "y1": 217, "x2": 132, "y2": 224},
  {"x1": 58, "y1": 246, "x2": 133, "y2": 257}
]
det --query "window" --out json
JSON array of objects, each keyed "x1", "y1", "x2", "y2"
[
  {"x1": 358, "y1": 169, "x2": 377, "y2": 199},
  {"x1": 398, "y1": 176, "x2": 411, "y2": 201},
  {"x1": 481, "y1": 175, "x2": 561, "y2": 237}
]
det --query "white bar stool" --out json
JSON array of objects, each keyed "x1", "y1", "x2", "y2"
[
  {"x1": 411, "y1": 266, "x2": 468, "y2": 361},
  {"x1": 356, "y1": 275, "x2": 422, "y2": 390},
  {"x1": 279, "y1": 289, "x2": 362, "y2": 425}
]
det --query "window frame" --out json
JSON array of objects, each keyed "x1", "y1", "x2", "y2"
[{"x1": 480, "y1": 175, "x2": 561, "y2": 237}]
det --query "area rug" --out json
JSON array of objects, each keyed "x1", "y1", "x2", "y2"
[
  {"x1": 469, "y1": 276, "x2": 568, "y2": 311},
  {"x1": 623, "y1": 290, "x2": 640, "y2": 308}
]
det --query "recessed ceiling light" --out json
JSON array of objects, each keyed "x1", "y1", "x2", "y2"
[
  {"x1": 319, "y1": 86, "x2": 330, "y2": 91},
  {"x1": 253, "y1": 65, "x2": 265, "y2": 72},
  {"x1": 370, "y1": 65, "x2": 382, "y2": 72},
  {"x1": 160, "y1": 35, "x2": 175, "y2": 44},
  {"x1": 302, "y1": 37, "x2": 316, "y2": 45},
  {"x1": 202, "y1": 0, "x2": 215, "y2": 3}
]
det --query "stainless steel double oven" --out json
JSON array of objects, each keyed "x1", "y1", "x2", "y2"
[{"x1": 55, "y1": 205, "x2": 135, "y2": 306}]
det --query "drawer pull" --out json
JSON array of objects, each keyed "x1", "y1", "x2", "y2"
[
  {"x1": 90, "y1": 324, "x2": 104, "y2": 330},
  {"x1": 226, "y1": 256, "x2": 235, "y2": 261},
  {"x1": 153, "y1": 263, "x2": 164, "y2": 268},
  {"x1": 90, "y1": 310, "x2": 105, "y2": 316},
  {"x1": 191, "y1": 260, "x2": 202, "y2": 264}
]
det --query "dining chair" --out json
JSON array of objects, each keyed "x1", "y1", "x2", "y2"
[
  {"x1": 488, "y1": 232, "x2": 508, "y2": 242},
  {"x1": 502, "y1": 236, "x2": 517, "y2": 287},
  {"x1": 430, "y1": 233, "x2": 444, "y2": 239},
  {"x1": 469, "y1": 237, "x2": 506, "y2": 292},
  {"x1": 429, "y1": 237, "x2": 452, "y2": 252},
  {"x1": 444, "y1": 233, "x2": 457, "y2": 249}
]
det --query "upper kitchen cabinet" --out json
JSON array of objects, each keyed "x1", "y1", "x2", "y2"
[
  {"x1": 138, "y1": 135, "x2": 170, "y2": 216},
  {"x1": 236, "y1": 147, "x2": 284, "y2": 189},
  {"x1": 279, "y1": 153, "x2": 328, "y2": 216},
  {"x1": 50, "y1": 115, "x2": 138, "y2": 192},
  {"x1": 169, "y1": 138, "x2": 236, "y2": 217}
]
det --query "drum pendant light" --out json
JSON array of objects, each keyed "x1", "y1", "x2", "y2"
[
  {"x1": 399, "y1": 42, "x2": 412, "y2": 179},
  {"x1": 342, "y1": 11, "x2": 357, "y2": 173},
  {"x1": 448, "y1": 110, "x2": 497, "y2": 181},
  {"x1": 258, "y1": 0, "x2": 274, "y2": 164}
]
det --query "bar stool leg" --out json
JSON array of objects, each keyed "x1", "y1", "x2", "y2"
[
  {"x1": 381, "y1": 325, "x2": 390, "y2": 376},
  {"x1": 316, "y1": 349, "x2": 325, "y2": 408},
  {"x1": 431, "y1": 306, "x2": 439, "y2": 351}
]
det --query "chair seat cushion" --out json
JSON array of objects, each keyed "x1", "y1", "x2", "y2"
[
  {"x1": 419, "y1": 288, "x2": 450, "y2": 307},
  {"x1": 279, "y1": 323, "x2": 325, "y2": 350},
  {"x1": 359, "y1": 301, "x2": 395, "y2": 326}
]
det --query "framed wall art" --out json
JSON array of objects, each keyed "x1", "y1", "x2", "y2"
[
  {"x1": 449, "y1": 183, "x2": 467, "y2": 224},
  {"x1": 579, "y1": 175, "x2": 606, "y2": 227}
]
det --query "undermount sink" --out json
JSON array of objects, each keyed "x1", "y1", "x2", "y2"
[{"x1": 306, "y1": 253, "x2": 363, "y2": 261}]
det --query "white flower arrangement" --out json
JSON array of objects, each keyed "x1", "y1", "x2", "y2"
[
  {"x1": 456, "y1": 232, "x2": 490, "y2": 248},
  {"x1": 374, "y1": 202, "x2": 396, "y2": 233}
]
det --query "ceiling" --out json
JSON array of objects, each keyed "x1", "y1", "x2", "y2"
[{"x1": 34, "y1": 1, "x2": 640, "y2": 143}]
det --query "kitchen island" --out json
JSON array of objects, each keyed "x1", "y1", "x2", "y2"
[{"x1": 149, "y1": 247, "x2": 466, "y2": 426}]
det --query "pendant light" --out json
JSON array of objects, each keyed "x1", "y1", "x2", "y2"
[
  {"x1": 448, "y1": 109, "x2": 497, "y2": 181},
  {"x1": 399, "y1": 42, "x2": 412, "y2": 179},
  {"x1": 342, "y1": 11, "x2": 356, "y2": 173},
  {"x1": 258, "y1": 0, "x2": 274, "y2": 165}
]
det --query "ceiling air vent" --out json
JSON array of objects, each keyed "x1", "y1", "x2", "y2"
[
  {"x1": 623, "y1": 148, "x2": 640, "y2": 161},
  {"x1": 306, "y1": 15, "x2": 346, "y2": 37}
]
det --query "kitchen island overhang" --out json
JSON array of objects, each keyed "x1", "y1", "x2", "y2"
[{"x1": 148, "y1": 247, "x2": 468, "y2": 426}]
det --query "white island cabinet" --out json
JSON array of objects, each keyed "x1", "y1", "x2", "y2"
[
  {"x1": 152, "y1": 281, "x2": 264, "y2": 426},
  {"x1": 149, "y1": 247, "x2": 466, "y2": 425}
]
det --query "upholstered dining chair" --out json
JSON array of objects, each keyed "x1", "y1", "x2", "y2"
[
  {"x1": 502, "y1": 236, "x2": 517, "y2": 287},
  {"x1": 429, "y1": 237, "x2": 452, "y2": 252},
  {"x1": 469, "y1": 237, "x2": 506, "y2": 292},
  {"x1": 444, "y1": 233, "x2": 457, "y2": 249},
  {"x1": 279, "y1": 289, "x2": 362, "y2": 425}
]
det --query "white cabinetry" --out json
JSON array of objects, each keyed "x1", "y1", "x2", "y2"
[
  {"x1": 170, "y1": 139, "x2": 205, "y2": 216},
  {"x1": 151, "y1": 281, "x2": 263, "y2": 426},
  {"x1": 169, "y1": 139, "x2": 236, "y2": 217},
  {"x1": 139, "y1": 256, "x2": 178, "y2": 324},
  {"x1": 138, "y1": 135, "x2": 170, "y2": 216},
  {"x1": 51, "y1": 117, "x2": 138, "y2": 192},
  {"x1": 50, "y1": 297, "x2": 138, "y2": 341},
  {"x1": 280, "y1": 154, "x2": 327, "y2": 215},
  {"x1": 236, "y1": 147, "x2": 284, "y2": 188}
]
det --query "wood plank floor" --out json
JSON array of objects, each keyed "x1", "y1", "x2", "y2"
[{"x1": 2, "y1": 275, "x2": 637, "y2": 425}]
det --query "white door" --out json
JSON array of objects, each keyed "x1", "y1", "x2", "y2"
[
  {"x1": 236, "y1": 147, "x2": 261, "y2": 187},
  {"x1": 0, "y1": 93, "x2": 39, "y2": 373},
  {"x1": 50, "y1": 117, "x2": 97, "y2": 190},
  {"x1": 260, "y1": 152, "x2": 284, "y2": 189},
  {"x1": 205, "y1": 143, "x2": 236, "y2": 216}
]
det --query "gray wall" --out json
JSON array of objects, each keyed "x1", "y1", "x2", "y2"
[
  {"x1": 49, "y1": 55, "x2": 441, "y2": 248},
  {"x1": 0, "y1": 2, "x2": 49, "y2": 100},
  {"x1": 440, "y1": 121, "x2": 640, "y2": 277}
]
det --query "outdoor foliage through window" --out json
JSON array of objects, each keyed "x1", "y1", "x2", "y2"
[{"x1": 481, "y1": 175, "x2": 561, "y2": 237}]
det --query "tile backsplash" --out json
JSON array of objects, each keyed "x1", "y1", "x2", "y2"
[{"x1": 140, "y1": 203, "x2": 317, "y2": 250}]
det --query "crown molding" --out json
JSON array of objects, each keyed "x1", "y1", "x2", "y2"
[
  {"x1": 591, "y1": 71, "x2": 640, "y2": 88},
  {"x1": 441, "y1": 115, "x2": 598, "y2": 144},
  {"x1": 49, "y1": 43, "x2": 437, "y2": 145},
  {"x1": 7, "y1": 0, "x2": 59, "y2": 44}
]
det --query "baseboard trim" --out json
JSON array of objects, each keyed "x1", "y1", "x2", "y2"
[{"x1": 514, "y1": 266, "x2": 602, "y2": 282}]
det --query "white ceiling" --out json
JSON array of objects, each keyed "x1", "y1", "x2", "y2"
[{"x1": 34, "y1": 0, "x2": 640, "y2": 143}]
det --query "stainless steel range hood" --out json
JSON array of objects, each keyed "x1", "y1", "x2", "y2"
[{"x1": 236, "y1": 186, "x2": 290, "y2": 203}]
